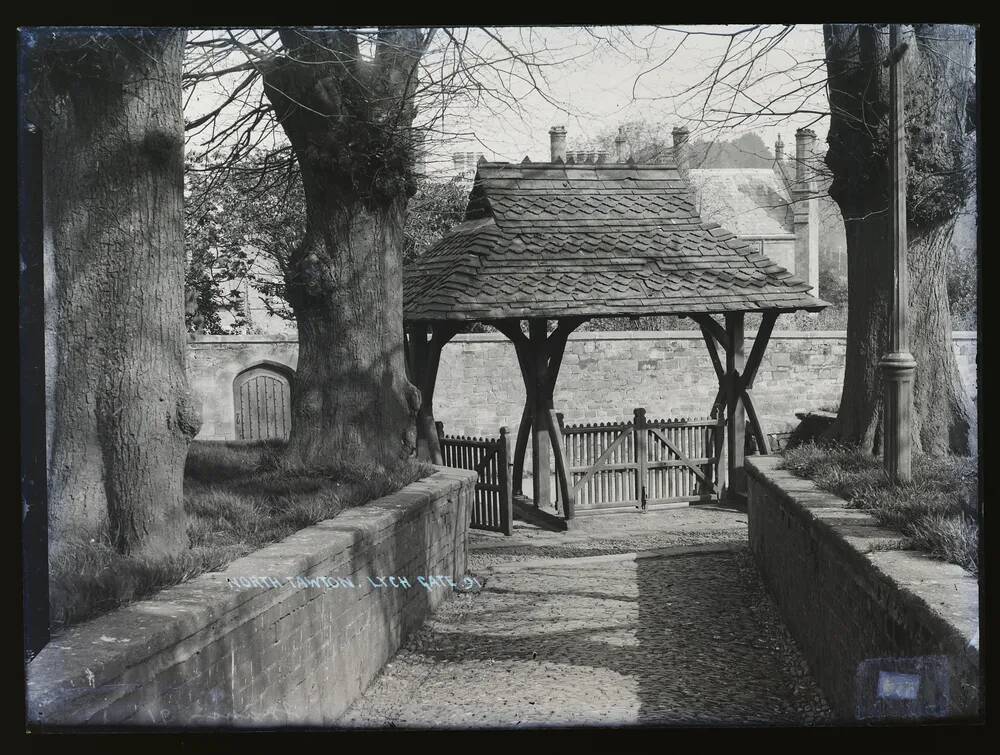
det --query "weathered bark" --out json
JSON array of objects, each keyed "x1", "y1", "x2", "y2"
[
  {"x1": 823, "y1": 23, "x2": 976, "y2": 455},
  {"x1": 25, "y1": 29, "x2": 199, "y2": 556},
  {"x1": 260, "y1": 29, "x2": 430, "y2": 470}
]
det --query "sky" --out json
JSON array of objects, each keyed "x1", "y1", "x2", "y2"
[
  {"x1": 185, "y1": 24, "x2": 832, "y2": 172},
  {"x1": 424, "y1": 25, "x2": 830, "y2": 167}
]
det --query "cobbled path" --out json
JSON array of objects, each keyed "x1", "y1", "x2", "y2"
[{"x1": 340, "y1": 506, "x2": 833, "y2": 728}]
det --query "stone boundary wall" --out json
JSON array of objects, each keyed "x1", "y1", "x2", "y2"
[
  {"x1": 26, "y1": 467, "x2": 477, "y2": 727},
  {"x1": 746, "y1": 456, "x2": 980, "y2": 722},
  {"x1": 186, "y1": 331, "x2": 978, "y2": 444}
]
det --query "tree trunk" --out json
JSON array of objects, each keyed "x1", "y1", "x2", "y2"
[
  {"x1": 823, "y1": 23, "x2": 976, "y2": 456},
  {"x1": 908, "y1": 223, "x2": 975, "y2": 455},
  {"x1": 26, "y1": 29, "x2": 199, "y2": 557},
  {"x1": 283, "y1": 177, "x2": 420, "y2": 468},
  {"x1": 260, "y1": 29, "x2": 429, "y2": 470}
]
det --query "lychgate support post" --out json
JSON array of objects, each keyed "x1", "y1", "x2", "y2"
[
  {"x1": 697, "y1": 310, "x2": 778, "y2": 474},
  {"x1": 493, "y1": 319, "x2": 533, "y2": 496},
  {"x1": 529, "y1": 319, "x2": 552, "y2": 510},
  {"x1": 634, "y1": 408, "x2": 648, "y2": 510},
  {"x1": 739, "y1": 310, "x2": 778, "y2": 455},
  {"x1": 498, "y1": 426, "x2": 513, "y2": 535},
  {"x1": 407, "y1": 322, "x2": 459, "y2": 465},
  {"x1": 724, "y1": 312, "x2": 746, "y2": 502},
  {"x1": 495, "y1": 317, "x2": 585, "y2": 519}
]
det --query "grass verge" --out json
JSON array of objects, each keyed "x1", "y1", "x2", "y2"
[
  {"x1": 779, "y1": 442, "x2": 979, "y2": 575},
  {"x1": 49, "y1": 441, "x2": 434, "y2": 634}
]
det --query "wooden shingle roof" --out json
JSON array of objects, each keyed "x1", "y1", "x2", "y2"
[{"x1": 404, "y1": 162, "x2": 828, "y2": 323}]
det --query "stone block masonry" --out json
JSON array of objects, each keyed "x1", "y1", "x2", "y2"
[
  {"x1": 26, "y1": 466, "x2": 477, "y2": 727},
  {"x1": 187, "y1": 331, "x2": 978, "y2": 443},
  {"x1": 746, "y1": 456, "x2": 980, "y2": 722}
]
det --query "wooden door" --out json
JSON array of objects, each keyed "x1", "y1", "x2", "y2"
[{"x1": 233, "y1": 366, "x2": 292, "y2": 441}]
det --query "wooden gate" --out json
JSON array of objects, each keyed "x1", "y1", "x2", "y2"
[
  {"x1": 437, "y1": 424, "x2": 513, "y2": 535},
  {"x1": 233, "y1": 366, "x2": 293, "y2": 441},
  {"x1": 556, "y1": 409, "x2": 724, "y2": 515}
]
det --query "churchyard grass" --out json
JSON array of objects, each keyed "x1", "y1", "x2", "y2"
[
  {"x1": 48, "y1": 441, "x2": 433, "y2": 633},
  {"x1": 779, "y1": 442, "x2": 979, "y2": 575}
]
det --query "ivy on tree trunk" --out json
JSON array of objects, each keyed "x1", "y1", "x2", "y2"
[
  {"x1": 260, "y1": 29, "x2": 431, "y2": 470},
  {"x1": 823, "y1": 23, "x2": 976, "y2": 456}
]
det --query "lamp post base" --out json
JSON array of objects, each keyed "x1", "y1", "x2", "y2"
[{"x1": 880, "y1": 351, "x2": 917, "y2": 482}]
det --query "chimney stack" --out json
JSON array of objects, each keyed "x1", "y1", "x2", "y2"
[
  {"x1": 792, "y1": 127, "x2": 819, "y2": 297},
  {"x1": 672, "y1": 126, "x2": 690, "y2": 175},
  {"x1": 795, "y1": 128, "x2": 815, "y2": 185},
  {"x1": 774, "y1": 135, "x2": 784, "y2": 163},
  {"x1": 452, "y1": 153, "x2": 465, "y2": 177},
  {"x1": 549, "y1": 126, "x2": 567, "y2": 163},
  {"x1": 614, "y1": 127, "x2": 628, "y2": 163}
]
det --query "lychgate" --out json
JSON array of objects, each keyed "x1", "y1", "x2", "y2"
[{"x1": 403, "y1": 128, "x2": 828, "y2": 531}]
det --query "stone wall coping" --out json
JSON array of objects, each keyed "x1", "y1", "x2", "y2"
[
  {"x1": 188, "y1": 330, "x2": 977, "y2": 346},
  {"x1": 745, "y1": 456, "x2": 979, "y2": 665},
  {"x1": 189, "y1": 334, "x2": 298, "y2": 344},
  {"x1": 26, "y1": 466, "x2": 477, "y2": 719}
]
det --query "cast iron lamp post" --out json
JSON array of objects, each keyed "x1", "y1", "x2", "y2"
[{"x1": 880, "y1": 23, "x2": 917, "y2": 482}]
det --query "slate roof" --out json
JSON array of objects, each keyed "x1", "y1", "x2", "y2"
[
  {"x1": 687, "y1": 168, "x2": 794, "y2": 238},
  {"x1": 404, "y1": 162, "x2": 828, "y2": 323}
]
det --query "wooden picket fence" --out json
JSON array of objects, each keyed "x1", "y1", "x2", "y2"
[
  {"x1": 555, "y1": 409, "x2": 725, "y2": 515},
  {"x1": 436, "y1": 423, "x2": 513, "y2": 535},
  {"x1": 435, "y1": 409, "x2": 778, "y2": 524}
]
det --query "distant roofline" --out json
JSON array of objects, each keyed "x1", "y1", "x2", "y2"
[
  {"x1": 474, "y1": 161, "x2": 679, "y2": 169},
  {"x1": 688, "y1": 168, "x2": 785, "y2": 174}
]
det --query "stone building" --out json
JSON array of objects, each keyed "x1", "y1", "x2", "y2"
[{"x1": 675, "y1": 127, "x2": 821, "y2": 297}]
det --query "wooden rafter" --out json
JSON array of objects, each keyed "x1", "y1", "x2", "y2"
[
  {"x1": 740, "y1": 311, "x2": 778, "y2": 392},
  {"x1": 691, "y1": 314, "x2": 730, "y2": 353},
  {"x1": 741, "y1": 389, "x2": 770, "y2": 455}
]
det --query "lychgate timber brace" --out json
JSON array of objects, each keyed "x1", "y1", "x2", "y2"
[{"x1": 403, "y1": 125, "x2": 829, "y2": 531}]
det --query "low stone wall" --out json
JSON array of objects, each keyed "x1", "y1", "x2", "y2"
[
  {"x1": 746, "y1": 456, "x2": 980, "y2": 722},
  {"x1": 186, "y1": 331, "x2": 978, "y2": 444},
  {"x1": 27, "y1": 467, "x2": 477, "y2": 727}
]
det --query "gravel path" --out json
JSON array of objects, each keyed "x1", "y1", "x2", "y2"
[{"x1": 339, "y1": 506, "x2": 832, "y2": 728}]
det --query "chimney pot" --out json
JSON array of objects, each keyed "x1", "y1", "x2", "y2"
[
  {"x1": 672, "y1": 126, "x2": 690, "y2": 175},
  {"x1": 549, "y1": 126, "x2": 567, "y2": 163},
  {"x1": 614, "y1": 127, "x2": 628, "y2": 163},
  {"x1": 795, "y1": 128, "x2": 816, "y2": 185}
]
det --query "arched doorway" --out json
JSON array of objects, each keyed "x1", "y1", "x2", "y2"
[{"x1": 233, "y1": 363, "x2": 294, "y2": 441}]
